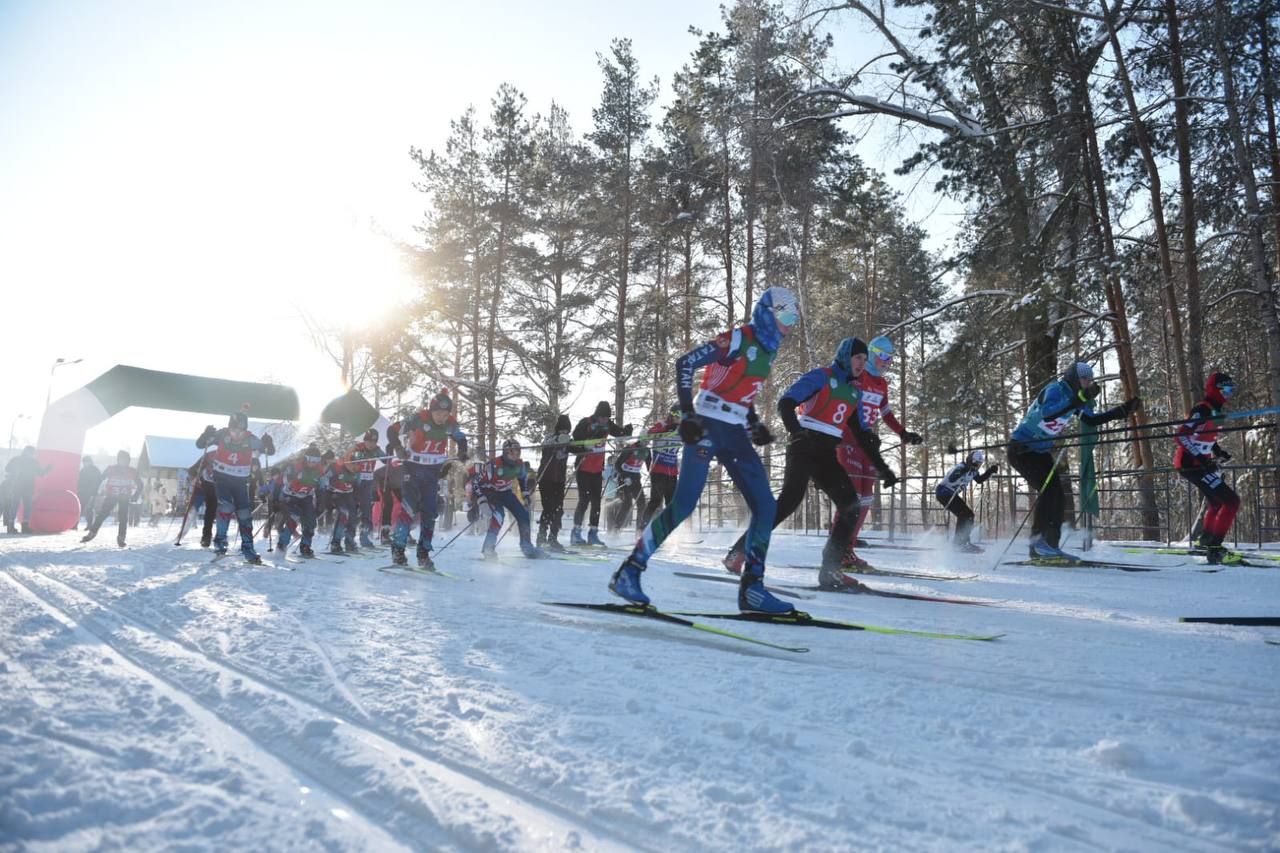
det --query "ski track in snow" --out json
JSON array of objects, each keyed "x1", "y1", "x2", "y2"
[{"x1": 1, "y1": 526, "x2": 1278, "y2": 851}]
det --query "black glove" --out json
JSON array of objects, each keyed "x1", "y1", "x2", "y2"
[
  {"x1": 985, "y1": 464, "x2": 999, "y2": 476},
  {"x1": 901, "y1": 430, "x2": 923, "y2": 446},
  {"x1": 1120, "y1": 397, "x2": 1142, "y2": 417},
  {"x1": 622, "y1": 423, "x2": 634, "y2": 436},
  {"x1": 678, "y1": 413, "x2": 704, "y2": 445},
  {"x1": 199, "y1": 425, "x2": 217, "y2": 443},
  {"x1": 1083, "y1": 384, "x2": 1102, "y2": 402},
  {"x1": 262, "y1": 435, "x2": 275, "y2": 455},
  {"x1": 749, "y1": 422, "x2": 774, "y2": 446},
  {"x1": 878, "y1": 466, "x2": 898, "y2": 489},
  {"x1": 1212, "y1": 445, "x2": 1232, "y2": 462}
]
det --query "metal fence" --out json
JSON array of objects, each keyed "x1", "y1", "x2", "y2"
[{"x1": 542, "y1": 453, "x2": 1280, "y2": 550}]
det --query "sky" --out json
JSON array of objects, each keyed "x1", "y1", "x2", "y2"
[{"x1": 0, "y1": 0, "x2": 959, "y2": 457}]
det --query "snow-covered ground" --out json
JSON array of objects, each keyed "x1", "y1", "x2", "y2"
[{"x1": 2, "y1": 521, "x2": 1278, "y2": 851}]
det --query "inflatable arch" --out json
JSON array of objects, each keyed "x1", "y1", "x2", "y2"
[{"x1": 31, "y1": 366, "x2": 302, "y2": 534}]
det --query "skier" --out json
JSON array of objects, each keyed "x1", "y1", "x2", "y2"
[
  {"x1": 607, "y1": 439, "x2": 649, "y2": 533},
  {"x1": 385, "y1": 389, "x2": 468, "y2": 568},
  {"x1": 1173, "y1": 371, "x2": 1241, "y2": 564},
  {"x1": 1008, "y1": 361, "x2": 1140, "y2": 560},
  {"x1": 535, "y1": 414, "x2": 573, "y2": 552},
  {"x1": 374, "y1": 455, "x2": 404, "y2": 545},
  {"x1": 75, "y1": 455, "x2": 101, "y2": 531},
  {"x1": 346, "y1": 428, "x2": 383, "y2": 548},
  {"x1": 569, "y1": 402, "x2": 632, "y2": 546},
  {"x1": 196, "y1": 411, "x2": 275, "y2": 563},
  {"x1": 260, "y1": 466, "x2": 282, "y2": 544},
  {"x1": 935, "y1": 449, "x2": 999, "y2": 552},
  {"x1": 276, "y1": 444, "x2": 325, "y2": 558},
  {"x1": 3, "y1": 446, "x2": 52, "y2": 533},
  {"x1": 80, "y1": 450, "x2": 142, "y2": 547},
  {"x1": 188, "y1": 448, "x2": 218, "y2": 548},
  {"x1": 321, "y1": 449, "x2": 359, "y2": 555},
  {"x1": 639, "y1": 405, "x2": 681, "y2": 528},
  {"x1": 610, "y1": 286, "x2": 801, "y2": 613},
  {"x1": 720, "y1": 337, "x2": 897, "y2": 590},
  {"x1": 466, "y1": 438, "x2": 546, "y2": 559},
  {"x1": 835, "y1": 335, "x2": 923, "y2": 567}
]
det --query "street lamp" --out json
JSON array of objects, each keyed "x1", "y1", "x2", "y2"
[
  {"x1": 45, "y1": 357, "x2": 83, "y2": 410},
  {"x1": 8, "y1": 414, "x2": 30, "y2": 454}
]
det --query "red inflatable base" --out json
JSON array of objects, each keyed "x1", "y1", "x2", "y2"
[{"x1": 28, "y1": 489, "x2": 81, "y2": 534}]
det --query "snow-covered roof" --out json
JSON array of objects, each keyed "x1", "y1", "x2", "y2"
[{"x1": 139, "y1": 435, "x2": 203, "y2": 471}]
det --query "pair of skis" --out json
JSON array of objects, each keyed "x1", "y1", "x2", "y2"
[
  {"x1": 545, "y1": 601, "x2": 1003, "y2": 654},
  {"x1": 672, "y1": 571, "x2": 990, "y2": 607}
]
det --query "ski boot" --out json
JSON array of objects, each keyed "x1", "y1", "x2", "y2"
[
  {"x1": 818, "y1": 566, "x2": 866, "y2": 591},
  {"x1": 200, "y1": 533, "x2": 212, "y2": 548},
  {"x1": 359, "y1": 529, "x2": 375, "y2": 549},
  {"x1": 855, "y1": 537, "x2": 869, "y2": 547},
  {"x1": 117, "y1": 536, "x2": 127, "y2": 548},
  {"x1": 536, "y1": 530, "x2": 547, "y2": 549},
  {"x1": 954, "y1": 541, "x2": 983, "y2": 554},
  {"x1": 299, "y1": 543, "x2": 316, "y2": 559},
  {"x1": 380, "y1": 525, "x2": 392, "y2": 546},
  {"x1": 722, "y1": 547, "x2": 745, "y2": 575},
  {"x1": 389, "y1": 545, "x2": 408, "y2": 566},
  {"x1": 345, "y1": 540, "x2": 360, "y2": 555},
  {"x1": 80, "y1": 530, "x2": 97, "y2": 543},
  {"x1": 214, "y1": 546, "x2": 229, "y2": 558},
  {"x1": 416, "y1": 549, "x2": 434, "y2": 570},
  {"x1": 521, "y1": 539, "x2": 548, "y2": 559},
  {"x1": 242, "y1": 549, "x2": 263, "y2": 565},
  {"x1": 609, "y1": 556, "x2": 649, "y2": 605},
  {"x1": 545, "y1": 535, "x2": 567, "y2": 553},
  {"x1": 739, "y1": 571, "x2": 795, "y2": 614},
  {"x1": 1028, "y1": 535, "x2": 1079, "y2": 563},
  {"x1": 570, "y1": 527, "x2": 587, "y2": 547},
  {"x1": 587, "y1": 528, "x2": 607, "y2": 547},
  {"x1": 840, "y1": 549, "x2": 871, "y2": 570},
  {"x1": 275, "y1": 541, "x2": 287, "y2": 554},
  {"x1": 328, "y1": 540, "x2": 345, "y2": 556}
]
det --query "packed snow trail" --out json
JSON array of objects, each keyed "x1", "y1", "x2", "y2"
[{"x1": 2, "y1": 526, "x2": 1278, "y2": 850}]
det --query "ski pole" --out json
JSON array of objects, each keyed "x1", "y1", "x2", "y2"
[
  {"x1": 991, "y1": 447, "x2": 1069, "y2": 568},
  {"x1": 433, "y1": 516, "x2": 478, "y2": 557},
  {"x1": 174, "y1": 457, "x2": 207, "y2": 546}
]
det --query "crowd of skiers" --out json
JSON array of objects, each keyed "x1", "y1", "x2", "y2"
[{"x1": 15, "y1": 285, "x2": 1250, "y2": 592}]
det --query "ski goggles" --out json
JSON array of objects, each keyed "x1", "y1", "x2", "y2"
[{"x1": 1219, "y1": 383, "x2": 1234, "y2": 398}]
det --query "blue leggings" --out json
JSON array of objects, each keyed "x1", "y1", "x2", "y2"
[
  {"x1": 483, "y1": 489, "x2": 532, "y2": 547},
  {"x1": 394, "y1": 464, "x2": 442, "y2": 552},
  {"x1": 633, "y1": 418, "x2": 775, "y2": 575}
]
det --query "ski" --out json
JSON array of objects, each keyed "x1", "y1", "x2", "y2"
[
  {"x1": 1005, "y1": 558, "x2": 1161, "y2": 572},
  {"x1": 792, "y1": 581, "x2": 993, "y2": 607},
  {"x1": 376, "y1": 564, "x2": 466, "y2": 580},
  {"x1": 783, "y1": 564, "x2": 978, "y2": 582},
  {"x1": 671, "y1": 571, "x2": 815, "y2": 600},
  {"x1": 544, "y1": 602, "x2": 809, "y2": 653},
  {"x1": 1119, "y1": 547, "x2": 1277, "y2": 568},
  {"x1": 668, "y1": 610, "x2": 1004, "y2": 641},
  {"x1": 1179, "y1": 616, "x2": 1280, "y2": 627}
]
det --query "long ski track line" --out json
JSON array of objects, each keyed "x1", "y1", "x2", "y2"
[{"x1": 4, "y1": 564, "x2": 644, "y2": 853}]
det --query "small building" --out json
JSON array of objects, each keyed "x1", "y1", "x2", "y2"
[{"x1": 138, "y1": 435, "x2": 206, "y2": 515}]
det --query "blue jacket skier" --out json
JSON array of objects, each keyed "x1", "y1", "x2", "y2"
[
  {"x1": 610, "y1": 286, "x2": 801, "y2": 614},
  {"x1": 466, "y1": 438, "x2": 546, "y2": 559},
  {"x1": 1007, "y1": 362, "x2": 1139, "y2": 560}
]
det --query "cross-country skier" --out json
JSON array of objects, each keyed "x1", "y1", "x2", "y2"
[
  {"x1": 466, "y1": 438, "x2": 547, "y2": 559},
  {"x1": 385, "y1": 390, "x2": 468, "y2": 569},
  {"x1": 80, "y1": 450, "x2": 142, "y2": 547},
  {"x1": 1008, "y1": 362, "x2": 1140, "y2": 560},
  {"x1": 321, "y1": 449, "x2": 359, "y2": 555},
  {"x1": 187, "y1": 448, "x2": 218, "y2": 548},
  {"x1": 720, "y1": 337, "x2": 897, "y2": 589},
  {"x1": 275, "y1": 444, "x2": 325, "y2": 558},
  {"x1": 535, "y1": 414, "x2": 573, "y2": 552},
  {"x1": 196, "y1": 411, "x2": 275, "y2": 563},
  {"x1": 346, "y1": 428, "x2": 382, "y2": 548},
  {"x1": 1174, "y1": 371, "x2": 1241, "y2": 564},
  {"x1": 638, "y1": 405, "x2": 681, "y2": 528},
  {"x1": 607, "y1": 439, "x2": 649, "y2": 533},
  {"x1": 935, "y1": 449, "x2": 999, "y2": 552},
  {"x1": 835, "y1": 335, "x2": 923, "y2": 567},
  {"x1": 569, "y1": 402, "x2": 632, "y2": 546},
  {"x1": 609, "y1": 286, "x2": 801, "y2": 613}
]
